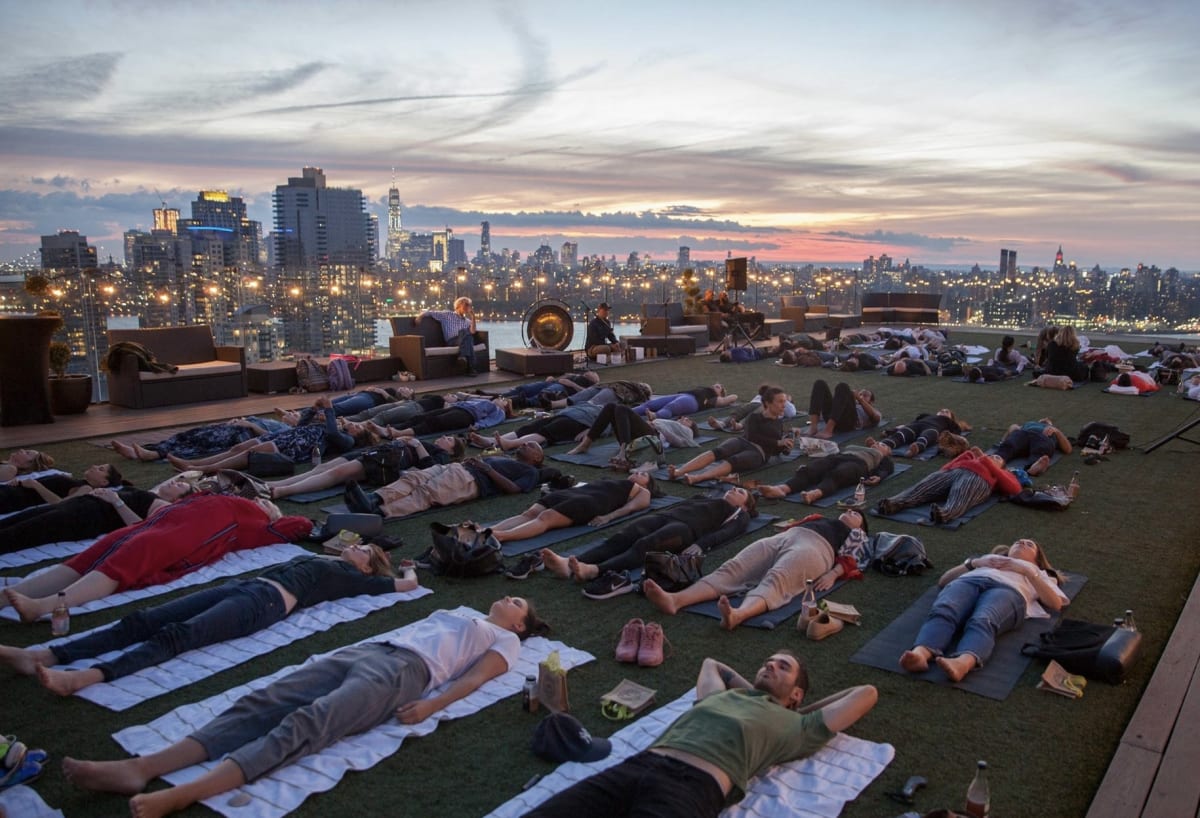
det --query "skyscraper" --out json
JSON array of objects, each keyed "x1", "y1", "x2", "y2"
[
  {"x1": 677, "y1": 246, "x2": 690, "y2": 269},
  {"x1": 40, "y1": 230, "x2": 97, "y2": 271},
  {"x1": 385, "y1": 183, "x2": 406, "y2": 262},
  {"x1": 561, "y1": 241, "x2": 578, "y2": 270},
  {"x1": 479, "y1": 220, "x2": 492, "y2": 262},
  {"x1": 1000, "y1": 248, "x2": 1017, "y2": 281},
  {"x1": 272, "y1": 167, "x2": 372, "y2": 271}
]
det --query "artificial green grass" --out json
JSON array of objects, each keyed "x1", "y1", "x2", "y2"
[{"x1": 3, "y1": 329, "x2": 1198, "y2": 817}]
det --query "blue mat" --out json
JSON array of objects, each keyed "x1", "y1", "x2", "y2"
[
  {"x1": 983, "y1": 449, "x2": 1064, "y2": 473},
  {"x1": 868, "y1": 493, "x2": 1002, "y2": 531},
  {"x1": 549, "y1": 436, "x2": 717, "y2": 467},
  {"x1": 286, "y1": 487, "x2": 343, "y2": 504},
  {"x1": 488, "y1": 495, "x2": 684, "y2": 557},
  {"x1": 651, "y1": 448, "x2": 806, "y2": 487},
  {"x1": 685, "y1": 578, "x2": 848, "y2": 630},
  {"x1": 780, "y1": 462, "x2": 912, "y2": 508},
  {"x1": 850, "y1": 573, "x2": 1087, "y2": 700}
]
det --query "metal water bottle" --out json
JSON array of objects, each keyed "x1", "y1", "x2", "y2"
[
  {"x1": 965, "y1": 760, "x2": 990, "y2": 817},
  {"x1": 51, "y1": 592, "x2": 70, "y2": 637}
]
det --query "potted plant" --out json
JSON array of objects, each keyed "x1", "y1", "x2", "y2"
[{"x1": 48, "y1": 340, "x2": 92, "y2": 414}]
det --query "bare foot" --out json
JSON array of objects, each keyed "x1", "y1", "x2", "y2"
[
  {"x1": 111, "y1": 440, "x2": 136, "y2": 459},
  {"x1": 667, "y1": 465, "x2": 678, "y2": 480},
  {"x1": 131, "y1": 789, "x2": 186, "y2": 818},
  {"x1": 566, "y1": 556, "x2": 599, "y2": 582},
  {"x1": 936, "y1": 653, "x2": 976, "y2": 682},
  {"x1": 566, "y1": 440, "x2": 590, "y2": 455},
  {"x1": 0, "y1": 644, "x2": 55, "y2": 675},
  {"x1": 717, "y1": 595, "x2": 740, "y2": 630},
  {"x1": 468, "y1": 432, "x2": 491, "y2": 448},
  {"x1": 681, "y1": 474, "x2": 698, "y2": 486},
  {"x1": 4, "y1": 590, "x2": 47, "y2": 623},
  {"x1": 800, "y1": 490, "x2": 822, "y2": 504},
  {"x1": 814, "y1": 422, "x2": 836, "y2": 440},
  {"x1": 899, "y1": 647, "x2": 933, "y2": 673},
  {"x1": 165, "y1": 454, "x2": 190, "y2": 471},
  {"x1": 759, "y1": 484, "x2": 788, "y2": 499},
  {"x1": 37, "y1": 663, "x2": 103, "y2": 696},
  {"x1": 641, "y1": 579, "x2": 679, "y2": 615},
  {"x1": 717, "y1": 473, "x2": 740, "y2": 484},
  {"x1": 62, "y1": 756, "x2": 150, "y2": 795},
  {"x1": 1028, "y1": 455, "x2": 1051, "y2": 476},
  {"x1": 906, "y1": 443, "x2": 921, "y2": 457},
  {"x1": 540, "y1": 549, "x2": 572, "y2": 579}
]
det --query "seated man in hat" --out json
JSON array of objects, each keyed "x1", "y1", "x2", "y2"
[
  {"x1": 525, "y1": 652, "x2": 878, "y2": 818},
  {"x1": 586, "y1": 302, "x2": 624, "y2": 360}
]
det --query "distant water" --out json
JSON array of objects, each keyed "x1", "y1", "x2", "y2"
[{"x1": 375, "y1": 319, "x2": 639, "y2": 353}]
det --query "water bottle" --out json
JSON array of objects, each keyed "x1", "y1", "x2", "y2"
[
  {"x1": 1123, "y1": 610, "x2": 1137, "y2": 631},
  {"x1": 800, "y1": 579, "x2": 817, "y2": 620},
  {"x1": 853, "y1": 479, "x2": 866, "y2": 506},
  {"x1": 1066, "y1": 470, "x2": 1080, "y2": 500},
  {"x1": 965, "y1": 760, "x2": 990, "y2": 817},
  {"x1": 51, "y1": 592, "x2": 70, "y2": 637},
  {"x1": 311, "y1": 445, "x2": 321, "y2": 467},
  {"x1": 521, "y1": 674, "x2": 539, "y2": 713}
]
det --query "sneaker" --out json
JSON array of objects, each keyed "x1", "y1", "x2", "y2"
[
  {"x1": 615, "y1": 618, "x2": 644, "y2": 663},
  {"x1": 637, "y1": 622, "x2": 668, "y2": 667},
  {"x1": 806, "y1": 612, "x2": 844, "y2": 641},
  {"x1": 583, "y1": 570, "x2": 635, "y2": 600},
  {"x1": 505, "y1": 553, "x2": 544, "y2": 580}
]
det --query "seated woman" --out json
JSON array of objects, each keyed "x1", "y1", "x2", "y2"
[
  {"x1": 803, "y1": 380, "x2": 880, "y2": 439},
  {"x1": 990, "y1": 335, "x2": 1029, "y2": 373},
  {"x1": 992, "y1": 419, "x2": 1072, "y2": 475},
  {"x1": 387, "y1": 397, "x2": 513, "y2": 437},
  {"x1": 472, "y1": 402, "x2": 605, "y2": 451},
  {"x1": 1, "y1": 544, "x2": 418, "y2": 696},
  {"x1": 61, "y1": 597, "x2": 547, "y2": 818},
  {"x1": 642, "y1": 509, "x2": 868, "y2": 630},
  {"x1": 1107, "y1": 370, "x2": 1159, "y2": 394},
  {"x1": 900, "y1": 538, "x2": 1067, "y2": 681},
  {"x1": 707, "y1": 384, "x2": 798, "y2": 432},
  {"x1": 633, "y1": 384, "x2": 737, "y2": 420},
  {"x1": 165, "y1": 399, "x2": 373, "y2": 472},
  {"x1": 756, "y1": 445, "x2": 894, "y2": 504},
  {"x1": 111, "y1": 417, "x2": 290, "y2": 462},
  {"x1": 0, "y1": 477, "x2": 194, "y2": 555},
  {"x1": 866, "y1": 409, "x2": 969, "y2": 458},
  {"x1": 539, "y1": 489, "x2": 756, "y2": 599},
  {"x1": 0, "y1": 463, "x2": 125, "y2": 515},
  {"x1": 669, "y1": 386, "x2": 793, "y2": 485},
  {"x1": 487, "y1": 473, "x2": 660, "y2": 543},
  {"x1": 0, "y1": 449, "x2": 55, "y2": 483},
  {"x1": 265, "y1": 435, "x2": 465, "y2": 500},
  {"x1": 2, "y1": 493, "x2": 311, "y2": 623},
  {"x1": 875, "y1": 447, "x2": 1021, "y2": 524},
  {"x1": 1043, "y1": 325, "x2": 1087, "y2": 381},
  {"x1": 566, "y1": 403, "x2": 700, "y2": 464}
]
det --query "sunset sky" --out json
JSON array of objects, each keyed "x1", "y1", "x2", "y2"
[{"x1": 1, "y1": 0, "x2": 1198, "y2": 270}]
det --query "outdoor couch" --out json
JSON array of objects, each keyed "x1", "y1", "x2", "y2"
[
  {"x1": 389, "y1": 316, "x2": 490, "y2": 380},
  {"x1": 861, "y1": 292, "x2": 942, "y2": 325},
  {"x1": 106, "y1": 325, "x2": 246, "y2": 409}
]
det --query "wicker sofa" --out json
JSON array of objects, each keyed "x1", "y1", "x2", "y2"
[
  {"x1": 388, "y1": 316, "x2": 490, "y2": 380},
  {"x1": 861, "y1": 293, "x2": 942, "y2": 325},
  {"x1": 105, "y1": 326, "x2": 246, "y2": 409}
]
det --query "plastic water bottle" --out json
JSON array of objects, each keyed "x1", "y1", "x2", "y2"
[
  {"x1": 800, "y1": 579, "x2": 817, "y2": 620},
  {"x1": 51, "y1": 592, "x2": 70, "y2": 637},
  {"x1": 311, "y1": 446, "x2": 321, "y2": 467},
  {"x1": 853, "y1": 479, "x2": 866, "y2": 506},
  {"x1": 521, "y1": 674, "x2": 539, "y2": 713},
  {"x1": 1123, "y1": 610, "x2": 1137, "y2": 631},
  {"x1": 1066, "y1": 471, "x2": 1080, "y2": 500},
  {"x1": 965, "y1": 760, "x2": 990, "y2": 817}
]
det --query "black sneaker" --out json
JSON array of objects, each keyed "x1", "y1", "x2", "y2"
[
  {"x1": 505, "y1": 553, "x2": 544, "y2": 580},
  {"x1": 582, "y1": 570, "x2": 634, "y2": 600}
]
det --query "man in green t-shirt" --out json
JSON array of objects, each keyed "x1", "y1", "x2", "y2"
[{"x1": 524, "y1": 652, "x2": 877, "y2": 818}]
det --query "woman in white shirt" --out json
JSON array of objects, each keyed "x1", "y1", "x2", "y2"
[
  {"x1": 899, "y1": 538, "x2": 1068, "y2": 682},
  {"x1": 63, "y1": 597, "x2": 548, "y2": 817}
]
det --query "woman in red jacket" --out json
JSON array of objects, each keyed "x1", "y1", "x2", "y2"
[
  {"x1": 875, "y1": 447, "x2": 1022, "y2": 523},
  {"x1": 2, "y1": 493, "x2": 312, "y2": 624}
]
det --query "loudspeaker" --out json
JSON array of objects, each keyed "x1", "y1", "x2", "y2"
[{"x1": 725, "y1": 257, "x2": 748, "y2": 291}]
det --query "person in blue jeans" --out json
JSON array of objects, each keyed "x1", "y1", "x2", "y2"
[
  {"x1": 899, "y1": 538, "x2": 1068, "y2": 682},
  {"x1": 0, "y1": 545, "x2": 417, "y2": 696},
  {"x1": 420, "y1": 296, "x2": 479, "y2": 374}
]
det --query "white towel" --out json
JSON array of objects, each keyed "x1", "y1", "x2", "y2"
[
  {"x1": 0, "y1": 537, "x2": 96, "y2": 570},
  {"x1": 34, "y1": 586, "x2": 433, "y2": 711},
  {"x1": 0, "y1": 784, "x2": 64, "y2": 818},
  {"x1": 114, "y1": 606, "x2": 594, "y2": 818},
  {"x1": 0, "y1": 543, "x2": 312, "y2": 621},
  {"x1": 487, "y1": 688, "x2": 894, "y2": 818}
]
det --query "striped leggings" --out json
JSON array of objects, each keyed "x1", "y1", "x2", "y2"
[{"x1": 886, "y1": 469, "x2": 993, "y2": 522}]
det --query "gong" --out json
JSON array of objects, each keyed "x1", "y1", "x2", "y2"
[{"x1": 523, "y1": 300, "x2": 574, "y2": 350}]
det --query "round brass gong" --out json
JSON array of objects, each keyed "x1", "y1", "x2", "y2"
[{"x1": 524, "y1": 300, "x2": 574, "y2": 350}]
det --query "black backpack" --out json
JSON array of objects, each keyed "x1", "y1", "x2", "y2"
[
  {"x1": 1074, "y1": 422, "x2": 1130, "y2": 450},
  {"x1": 1021, "y1": 618, "x2": 1142, "y2": 684},
  {"x1": 419, "y1": 522, "x2": 504, "y2": 578},
  {"x1": 869, "y1": 532, "x2": 933, "y2": 576}
]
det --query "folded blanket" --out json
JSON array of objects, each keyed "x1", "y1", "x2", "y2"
[
  {"x1": 0, "y1": 537, "x2": 96, "y2": 570},
  {"x1": 0, "y1": 785, "x2": 63, "y2": 818},
  {"x1": 486, "y1": 687, "x2": 894, "y2": 818},
  {"x1": 0, "y1": 543, "x2": 312, "y2": 621},
  {"x1": 37, "y1": 586, "x2": 433, "y2": 711},
  {"x1": 115, "y1": 607, "x2": 593, "y2": 818}
]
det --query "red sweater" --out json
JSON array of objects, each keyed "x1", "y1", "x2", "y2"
[
  {"x1": 941, "y1": 451, "x2": 1022, "y2": 496},
  {"x1": 65, "y1": 493, "x2": 312, "y2": 590}
]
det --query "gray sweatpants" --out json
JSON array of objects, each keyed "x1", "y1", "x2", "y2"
[
  {"x1": 697, "y1": 527, "x2": 835, "y2": 610},
  {"x1": 190, "y1": 643, "x2": 431, "y2": 782}
]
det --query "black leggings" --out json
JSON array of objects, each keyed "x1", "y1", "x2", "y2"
[
  {"x1": 586, "y1": 403, "x2": 654, "y2": 444},
  {"x1": 879, "y1": 421, "x2": 939, "y2": 454},
  {"x1": 404, "y1": 407, "x2": 475, "y2": 436},
  {"x1": 807, "y1": 380, "x2": 858, "y2": 433},
  {"x1": 713, "y1": 437, "x2": 767, "y2": 472},
  {"x1": 575, "y1": 515, "x2": 695, "y2": 573},
  {"x1": 515, "y1": 416, "x2": 588, "y2": 444},
  {"x1": 784, "y1": 455, "x2": 868, "y2": 496}
]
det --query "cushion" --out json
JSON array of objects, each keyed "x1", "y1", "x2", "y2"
[{"x1": 136, "y1": 361, "x2": 243, "y2": 381}]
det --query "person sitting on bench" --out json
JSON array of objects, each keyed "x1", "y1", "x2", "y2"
[{"x1": 585, "y1": 302, "x2": 624, "y2": 360}]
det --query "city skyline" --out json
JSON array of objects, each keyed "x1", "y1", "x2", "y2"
[{"x1": 2, "y1": 1, "x2": 1199, "y2": 270}]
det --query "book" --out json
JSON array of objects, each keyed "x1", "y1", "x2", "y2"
[
  {"x1": 322, "y1": 530, "x2": 363, "y2": 555},
  {"x1": 818, "y1": 599, "x2": 862, "y2": 625},
  {"x1": 1037, "y1": 660, "x2": 1087, "y2": 699}
]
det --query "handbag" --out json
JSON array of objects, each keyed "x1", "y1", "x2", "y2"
[
  {"x1": 537, "y1": 650, "x2": 570, "y2": 713},
  {"x1": 420, "y1": 522, "x2": 503, "y2": 578},
  {"x1": 1021, "y1": 618, "x2": 1142, "y2": 684},
  {"x1": 643, "y1": 544, "x2": 704, "y2": 592}
]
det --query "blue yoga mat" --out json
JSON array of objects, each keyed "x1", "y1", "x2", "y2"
[
  {"x1": 685, "y1": 578, "x2": 848, "y2": 630},
  {"x1": 286, "y1": 487, "x2": 343, "y2": 504},
  {"x1": 780, "y1": 462, "x2": 912, "y2": 508},
  {"x1": 868, "y1": 493, "x2": 1002, "y2": 530},
  {"x1": 549, "y1": 436, "x2": 717, "y2": 467},
  {"x1": 849, "y1": 573, "x2": 1087, "y2": 700}
]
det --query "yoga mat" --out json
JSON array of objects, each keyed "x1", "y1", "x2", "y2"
[
  {"x1": 283, "y1": 486, "x2": 343, "y2": 503},
  {"x1": 651, "y1": 447, "x2": 806, "y2": 487},
  {"x1": 685, "y1": 579, "x2": 848, "y2": 630},
  {"x1": 42, "y1": 586, "x2": 433, "y2": 711},
  {"x1": 548, "y1": 436, "x2": 717, "y2": 467},
  {"x1": 850, "y1": 573, "x2": 1088, "y2": 700},
  {"x1": 1103, "y1": 386, "x2": 1157, "y2": 396},
  {"x1": 486, "y1": 687, "x2": 894, "y2": 818},
  {"x1": 0, "y1": 537, "x2": 95, "y2": 570},
  {"x1": 780, "y1": 462, "x2": 912, "y2": 508},
  {"x1": 489, "y1": 495, "x2": 685, "y2": 558},
  {"x1": 868, "y1": 494, "x2": 1002, "y2": 531},
  {"x1": 114, "y1": 607, "x2": 593, "y2": 818},
  {"x1": 983, "y1": 449, "x2": 1064, "y2": 473}
]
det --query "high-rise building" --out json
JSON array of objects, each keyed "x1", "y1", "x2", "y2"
[
  {"x1": 1000, "y1": 248, "x2": 1018, "y2": 281},
  {"x1": 183, "y1": 190, "x2": 261, "y2": 273},
  {"x1": 385, "y1": 183, "x2": 406, "y2": 261},
  {"x1": 153, "y1": 207, "x2": 179, "y2": 234},
  {"x1": 40, "y1": 230, "x2": 98, "y2": 271},
  {"x1": 480, "y1": 221, "x2": 491, "y2": 257},
  {"x1": 677, "y1": 246, "x2": 690, "y2": 269},
  {"x1": 272, "y1": 167, "x2": 373, "y2": 271},
  {"x1": 561, "y1": 241, "x2": 578, "y2": 270}
]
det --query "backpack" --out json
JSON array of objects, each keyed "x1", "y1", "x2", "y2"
[
  {"x1": 1007, "y1": 485, "x2": 1073, "y2": 510},
  {"x1": 327, "y1": 357, "x2": 355, "y2": 392},
  {"x1": 295, "y1": 356, "x2": 330, "y2": 392},
  {"x1": 870, "y1": 532, "x2": 933, "y2": 576},
  {"x1": 643, "y1": 544, "x2": 704, "y2": 592},
  {"x1": 1074, "y1": 422, "x2": 1130, "y2": 450},
  {"x1": 419, "y1": 522, "x2": 504, "y2": 578},
  {"x1": 1021, "y1": 618, "x2": 1142, "y2": 684}
]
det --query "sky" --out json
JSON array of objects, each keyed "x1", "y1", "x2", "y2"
[{"x1": 1, "y1": 0, "x2": 1198, "y2": 271}]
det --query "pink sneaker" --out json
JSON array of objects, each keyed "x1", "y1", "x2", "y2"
[
  {"x1": 637, "y1": 622, "x2": 668, "y2": 667},
  {"x1": 615, "y1": 618, "x2": 644, "y2": 663}
]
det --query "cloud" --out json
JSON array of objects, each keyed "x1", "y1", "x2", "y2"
[
  {"x1": 140, "y1": 61, "x2": 330, "y2": 116},
  {"x1": 826, "y1": 230, "x2": 972, "y2": 252},
  {"x1": 0, "y1": 52, "x2": 122, "y2": 109},
  {"x1": 398, "y1": 205, "x2": 785, "y2": 235}
]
